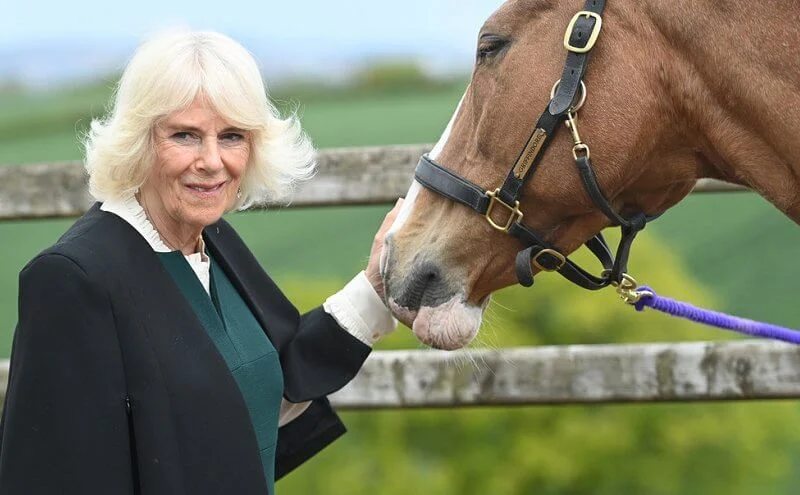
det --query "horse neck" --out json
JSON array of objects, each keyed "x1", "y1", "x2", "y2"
[{"x1": 638, "y1": 0, "x2": 800, "y2": 222}]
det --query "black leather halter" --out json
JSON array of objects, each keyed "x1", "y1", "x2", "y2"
[{"x1": 414, "y1": 0, "x2": 660, "y2": 291}]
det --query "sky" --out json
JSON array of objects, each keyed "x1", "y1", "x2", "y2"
[
  {"x1": 0, "y1": 0, "x2": 505, "y2": 87},
  {"x1": 1, "y1": 0, "x2": 503, "y2": 46}
]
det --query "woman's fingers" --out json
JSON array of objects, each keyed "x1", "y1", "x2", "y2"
[{"x1": 366, "y1": 197, "x2": 406, "y2": 299}]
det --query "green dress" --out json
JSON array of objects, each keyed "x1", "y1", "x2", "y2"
[{"x1": 159, "y1": 251, "x2": 283, "y2": 494}]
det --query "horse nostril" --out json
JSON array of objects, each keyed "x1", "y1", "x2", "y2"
[
  {"x1": 394, "y1": 262, "x2": 452, "y2": 312},
  {"x1": 418, "y1": 263, "x2": 441, "y2": 286}
]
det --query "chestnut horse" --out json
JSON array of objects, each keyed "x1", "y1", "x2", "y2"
[{"x1": 381, "y1": 0, "x2": 800, "y2": 350}]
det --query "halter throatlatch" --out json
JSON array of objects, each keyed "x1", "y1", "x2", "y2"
[{"x1": 414, "y1": 0, "x2": 659, "y2": 291}]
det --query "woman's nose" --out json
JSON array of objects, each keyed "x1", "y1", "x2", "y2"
[{"x1": 198, "y1": 139, "x2": 224, "y2": 172}]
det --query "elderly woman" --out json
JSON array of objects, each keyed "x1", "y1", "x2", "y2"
[{"x1": 0, "y1": 31, "x2": 400, "y2": 494}]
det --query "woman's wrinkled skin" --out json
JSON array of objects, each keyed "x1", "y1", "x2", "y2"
[{"x1": 139, "y1": 95, "x2": 250, "y2": 254}]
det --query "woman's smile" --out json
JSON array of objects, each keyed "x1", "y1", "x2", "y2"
[{"x1": 185, "y1": 181, "x2": 228, "y2": 198}]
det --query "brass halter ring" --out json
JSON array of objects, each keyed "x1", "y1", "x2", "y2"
[{"x1": 550, "y1": 79, "x2": 587, "y2": 113}]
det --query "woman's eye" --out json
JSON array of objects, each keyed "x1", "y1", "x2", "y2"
[
  {"x1": 221, "y1": 133, "x2": 244, "y2": 142},
  {"x1": 220, "y1": 133, "x2": 247, "y2": 147},
  {"x1": 477, "y1": 35, "x2": 509, "y2": 62},
  {"x1": 172, "y1": 132, "x2": 198, "y2": 142}
]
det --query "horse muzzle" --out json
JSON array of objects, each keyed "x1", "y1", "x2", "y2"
[{"x1": 382, "y1": 234, "x2": 484, "y2": 350}]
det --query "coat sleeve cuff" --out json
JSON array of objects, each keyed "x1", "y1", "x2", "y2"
[
  {"x1": 323, "y1": 271, "x2": 397, "y2": 347},
  {"x1": 275, "y1": 398, "x2": 346, "y2": 480}
]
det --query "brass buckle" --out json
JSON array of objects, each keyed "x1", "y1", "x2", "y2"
[
  {"x1": 563, "y1": 11, "x2": 603, "y2": 53},
  {"x1": 532, "y1": 249, "x2": 566, "y2": 272},
  {"x1": 485, "y1": 189, "x2": 523, "y2": 233}
]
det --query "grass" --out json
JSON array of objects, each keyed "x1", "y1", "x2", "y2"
[{"x1": 294, "y1": 88, "x2": 465, "y2": 148}]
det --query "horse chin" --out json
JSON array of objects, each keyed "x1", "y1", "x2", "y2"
[{"x1": 389, "y1": 295, "x2": 483, "y2": 350}]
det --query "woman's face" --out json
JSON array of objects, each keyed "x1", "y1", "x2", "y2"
[{"x1": 140, "y1": 96, "x2": 250, "y2": 239}]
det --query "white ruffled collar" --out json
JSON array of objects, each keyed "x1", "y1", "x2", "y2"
[
  {"x1": 101, "y1": 196, "x2": 211, "y2": 294},
  {"x1": 100, "y1": 195, "x2": 207, "y2": 258},
  {"x1": 101, "y1": 196, "x2": 172, "y2": 252}
]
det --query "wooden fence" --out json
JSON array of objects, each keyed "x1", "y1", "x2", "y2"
[
  {"x1": 0, "y1": 144, "x2": 745, "y2": 220},
  {"x1": 4, "y1": 144, "x2": 792, "y2": 410}
]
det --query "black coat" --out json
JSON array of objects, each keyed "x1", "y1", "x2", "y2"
[{"x1": 0, "y1": 204, "x2": 372, "y2": 494}]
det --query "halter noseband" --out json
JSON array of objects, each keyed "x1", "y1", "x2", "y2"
[{"x1": 414, "y1": 0, "x2": 659, "y2": 291}]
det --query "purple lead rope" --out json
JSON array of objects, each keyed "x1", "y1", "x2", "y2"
[{"x1": 632, "y1": 286, "x2": 800, "y2": 345}]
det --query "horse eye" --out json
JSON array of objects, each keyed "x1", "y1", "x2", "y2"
[{"x1": 477, "y1": 35, "x2": 509, "y2": 61}]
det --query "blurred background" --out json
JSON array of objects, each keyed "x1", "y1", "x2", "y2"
[{"x1": 3, "y1": 1, "x2": 800, "y2": 493}]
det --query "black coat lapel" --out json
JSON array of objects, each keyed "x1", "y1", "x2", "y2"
[{"x1": 203, "y1": 218, "x2": 299, "y2": 352}]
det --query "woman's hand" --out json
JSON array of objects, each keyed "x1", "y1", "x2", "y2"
[{"x1": 366, "y1": 198, "x2": 404, "y2": 300}]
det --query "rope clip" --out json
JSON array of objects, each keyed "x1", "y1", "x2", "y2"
[{"x1": 603, "y1": 271, "x2": 653, "y2": 305}]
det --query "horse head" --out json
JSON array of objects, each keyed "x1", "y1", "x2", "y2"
[{"x1": 382, "y1": 0, "x2": 800, "y2": 349}]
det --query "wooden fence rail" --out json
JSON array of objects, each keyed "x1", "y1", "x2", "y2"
[
  {"x1": 1, "y1": 340, "x2": 798, "y2": 408},
  {"x1": 0, "y1": 144, "x2": 746, "y2": 220}
]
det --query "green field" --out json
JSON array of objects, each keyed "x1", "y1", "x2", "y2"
[
  {"x1": 648, "y1": 193, "x2": 800, "y2": 324},
  {"x1": 1, "y1": 81, "x2": 799, "y2": 357}
]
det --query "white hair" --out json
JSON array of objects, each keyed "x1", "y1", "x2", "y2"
[{"x1": 83, "y1": 29, "x2": 315, "y2": 209}]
